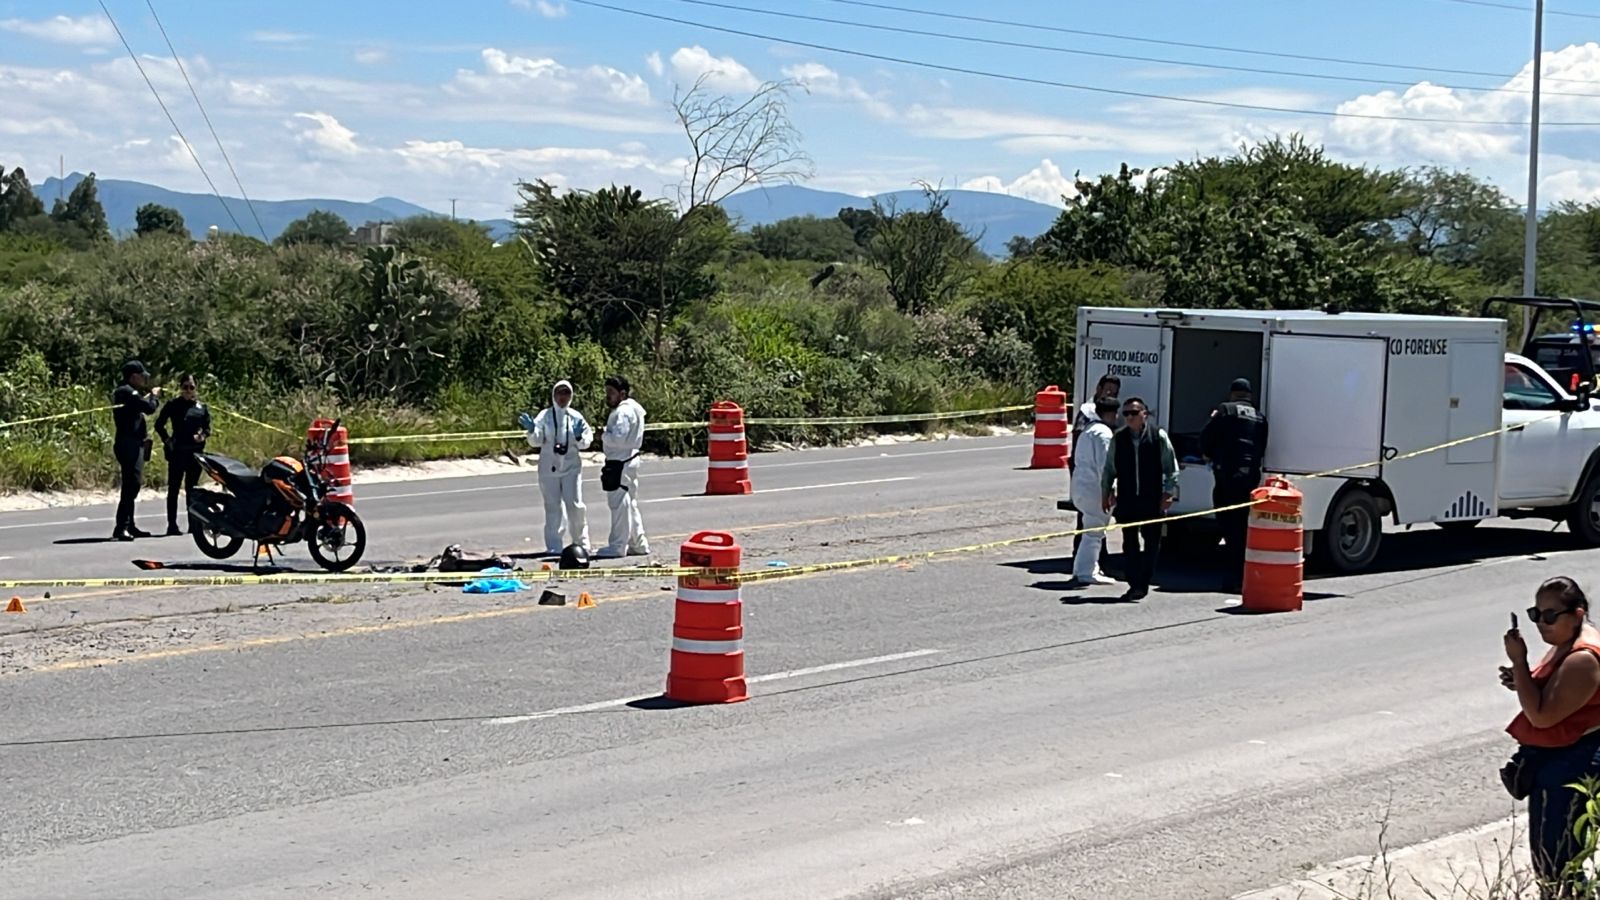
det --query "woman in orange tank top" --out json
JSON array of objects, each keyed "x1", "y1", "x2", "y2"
[{"x1": 1503, "y1": 576, "x2": 1600, "y2": 897}]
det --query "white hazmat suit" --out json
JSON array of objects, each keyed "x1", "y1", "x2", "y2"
[
  {"x1": 1071, "y1": 417, "x2": 1115, "y2": 583},
  {"x1": 524, "y1": 380, "x2": 592, "y2": 555},
  {"x1": 601, "y1": 395, "x2": 649, "y2": 557}
]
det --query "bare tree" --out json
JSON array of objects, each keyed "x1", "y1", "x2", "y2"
[
  {"x1": 673, "y1": 75, "x2": 814, "y2": 214},
  {"x1": 868, "y1": 182, "x2": 982, "y2": 315}
]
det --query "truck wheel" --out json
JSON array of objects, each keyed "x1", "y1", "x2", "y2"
[
  {"x1": 1567, "y1": 473, "x2": 1600, "y2": 546},
  {"x1": 1320, "y1": 489, "x2": 1383, "y2": 574}
]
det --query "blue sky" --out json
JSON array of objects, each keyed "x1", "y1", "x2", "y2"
[{"x1": 4, "y1": 0, "x2": 1600, "y2": 222}]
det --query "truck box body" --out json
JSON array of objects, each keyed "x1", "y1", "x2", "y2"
[{"x1": 1072, "y1": 308, "x2": 1507, "y2": 536}]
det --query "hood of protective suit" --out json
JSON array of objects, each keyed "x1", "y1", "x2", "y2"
[{"x1": 551, "y1": 379, "x2": 574, "y2": 409}]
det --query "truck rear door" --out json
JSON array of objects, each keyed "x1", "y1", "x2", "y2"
[{"x1": 1079, "y1": 322, "x2": 1167, "y2": 424}]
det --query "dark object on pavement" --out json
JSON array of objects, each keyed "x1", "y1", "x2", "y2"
[{"x1": 559, "y1": 544, "x2": 590, "y2": 570}]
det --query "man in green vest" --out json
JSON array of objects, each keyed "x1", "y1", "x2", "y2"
[{"x1": 1101, "y1": 396, "x2": 1178, "y2": 601}]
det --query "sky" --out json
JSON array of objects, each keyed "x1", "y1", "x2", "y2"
[{"x1": 4, "y1": 0, "x2": 1600, "y2": 225}]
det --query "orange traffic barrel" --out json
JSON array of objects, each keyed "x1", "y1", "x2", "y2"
[
  {"x1": 307, "y1": 419, "x2": 354, "y2": 508},
  {"x1": 1030, "y1": 385, "x2": 1069, "y2": 469},
  {"x1": 666, "y1": 531, "x2": 748, "y2": 704},
  {"x1": 1241, "y1": 476, "x2": 1303, "y2": 612},
  {"x1": 705, "y1": 401, "x2": 753, "y2": 495}
]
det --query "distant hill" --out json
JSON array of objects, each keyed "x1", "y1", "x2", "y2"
[
  {"x1": 31, "y1": 175, "x2": 1060, "y2": 254},
  {"x1": 37, "y1": 174, "x2": 516, "y2": 243},
  {"x1": 721, "y1": 185, "x2": 1062, "y2": 256}
]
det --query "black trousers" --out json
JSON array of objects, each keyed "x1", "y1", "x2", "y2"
[
  {"x1": 114, "y1": 445, "x2": 145, "y2": 532},
  {"x1": 1214, "y1": 478, "x2": 1256, "y2": 584},
  {"x1": 1116, "y1": 509, "x2": 1164, "y2": 593},
  {"x1": 166, "y1": 451, "x2": 200, "y2": 529}
]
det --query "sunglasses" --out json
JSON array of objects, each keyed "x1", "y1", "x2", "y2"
[
  {"x1": 1527, "y1": 605, "x2": 1577, "y2": 625},
  {"x1": 1121, "y1": 409, "x2": 1146, "y2": 418}
]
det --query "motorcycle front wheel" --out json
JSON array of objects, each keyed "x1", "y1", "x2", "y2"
[{"x1": 308, "y1": 502, "x2": 366, "y2": 572}]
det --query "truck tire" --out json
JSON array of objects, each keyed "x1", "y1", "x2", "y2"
[
  {"x1": 1567, "y1": 472, "x2": 1600, "y2": 546},
  {"x1": 1320, "y1": 489, "x2": 1383, "y2": 574}
]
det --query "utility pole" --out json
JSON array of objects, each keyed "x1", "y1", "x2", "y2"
[
  {"x1": 449, "y1": 198, "x2": 458, "y2": 221},
  {"x1": 1522, "y1": 0, "x2": 1545, "y2": 339}
]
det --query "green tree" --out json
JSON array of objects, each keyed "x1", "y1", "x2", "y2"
[
  {"x1": 135, "y1": 203, "x2": 188, "y2": 238},
  {"x1": 749, "y1": 215, "x2": 859, "y2": 262},
  {"x1": 276, "y1": 209, "x2": 351, "y2": 247},
  {"x1": 1394, "y1": 167, "x2": 1519, "y2": 268},
  {"x1": 0, "y1": 166, "x2": 48, "y2": 233},
  {"x1": 865, "y1": 187, "x2": 980, "y2": 314},
  {"x1": 390, "y1": 215, "x2": 492, "y2": 252},
  {"x1": 837, "y1": 206, "x2": 883, "y2": 248},
  {"x1": 514, "y1": 180, "x2": 730, "y2": 353},
  {"x1": 51, "y1": 172, "x2": 111, "y2": 243},
  {"x1": 1029, "y1": 164, "x2": 1165, "y2": 267}
]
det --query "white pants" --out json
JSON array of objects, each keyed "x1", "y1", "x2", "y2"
[
  {"x1": 539, "y1": 467, "x2": 588, "y2": 554},
  {"x1": 1073, "y1": 506, "x2": 1110, "y2": 581},
  {"x1": 603, "y1": 459, "x2": 648, "y2": 556}
]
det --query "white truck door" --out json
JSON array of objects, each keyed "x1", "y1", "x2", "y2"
[
  {"x1": 1264, "y1": 334, "x2": 1385, "y2": 479},
  {"x1": 1501, "y1": 360, "x2": 1574, "y2": 501},
  {"x1": 1079, "y1": 322, "x2": 1167, "y2": 422}
]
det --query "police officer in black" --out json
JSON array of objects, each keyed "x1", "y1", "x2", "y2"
[
  {"x1": 1200, "y1": 377, "x2": 1269, "y2": 591},
  {"x1": 155, "y1": 373, "x2": 211, "y2": 536},
  {"x1": 112, "y1": 360, "x2": 161, "y2": 540}
]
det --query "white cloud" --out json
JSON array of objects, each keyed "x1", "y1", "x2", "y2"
[
  {"x1": 961, "y1": 160, "x2": 1076, "y2": 206},
  {"x1": 353, "y1": 48, "x2": 389, "y2": 65},
  {"x1": 646, "y1": 52, "x2": 664, "y2": 77},
  {"x1": 0, "y1": 15, "x2": 115, "y2": 46},
  {"x1": 292, "y1": 112, "x2": 361, "y2": 156},
  {"x1": 670, "y1": 45, "x2": 760, "y2": 92},
  {"x1": 781, "y1": 61, "x2": 895, "y2": 119},
  {"x1": 249, "y1": 30, "x2": 313, "y2": 44},
  {"x1": 452, "y1": 48, "x2": 651, "y2": 106},
  {"x1": 536, "y1": 0, "x2": 569, "y2": 17}
]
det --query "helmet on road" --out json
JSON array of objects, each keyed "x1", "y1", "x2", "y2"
[{"x1": 559, "y1": 544, "x2": 590, "y2": 570}]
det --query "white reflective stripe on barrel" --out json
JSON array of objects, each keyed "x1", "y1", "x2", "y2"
[
  {"x1": 1245, "y1": 548, "x2": 1303, "y2": 566},
  {"x1": 677, "y1": 586, "x2": 742, "y2": 603},
  {"x1": 1034, "y1": 413, "x2": 1069, "y2": 421},
  {"x1": 1246, "y1": 514, "x2": 1302, "y2": 530},
  {"x1": 322, "y1": 454, "x2": 350, "y2": 466},
  {"x1": 672, "y1": 637, "x2": 743, "y2": 654},
  {"x1": 709, "y1": 432, "x2": 745, "y2": 441},
  {"x1": 1032, "y1": 437, "x2": 1069, "y2": 445},
  {"x1": 707, "y1": 460, "x2": 749, "y2": 469}
]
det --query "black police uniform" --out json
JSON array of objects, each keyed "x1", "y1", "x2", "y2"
[
  {"x1": 155, "y1": 395, "x2": 211, "y2": 533},
  {"x1": 1200, "y1": 398, "x2": 1269, "y2": 587},
  {"x1": 112, "y1": 375, "x2": 160, "y2": 538}
]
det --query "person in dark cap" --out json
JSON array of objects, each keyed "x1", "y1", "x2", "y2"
[
  {"x1": 1200, "y1": 377, "x2": 1269, "y2": 591},
  {"x1": 155, "y1": 372, "x2": 211, "y2": 536},
  {"x1": 111, "y1": 360, "x2": 161, "y2": 540}
]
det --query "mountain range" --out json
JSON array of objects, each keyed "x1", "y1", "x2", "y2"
[{"x1": 36, "y1": 174, "x2": 1063, "y2": 256}]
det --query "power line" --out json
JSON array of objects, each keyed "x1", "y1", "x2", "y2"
[
  {"x1": 812, "y1": 0, "x2": 1600, "y2": 88},
  {"x1": 677, "y1": 0, "x2": 1600, "y2": 99},
  {"x1": 143, "y1": 0, "x2": 270, "y2": 242},
  {"x1": 568, "y1": 0, "x2": 1600, "y2": 126},
  {"x1": 1433, "y1": 0, "x2": 1600, "y2": 20},
  {"x1": 95, "y1": 0, "x2": 245, "y2": 236}
]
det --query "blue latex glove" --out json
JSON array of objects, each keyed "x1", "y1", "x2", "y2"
[{"x1": 518, "y1": 411, "x2": 535, "y2": 431}]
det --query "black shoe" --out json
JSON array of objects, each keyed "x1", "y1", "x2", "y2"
[
  {"x1": 166, "y1": 525, "x2": 183, "y2": 537},
  {"x1": 1122, "y1": 587, "x2": 1148, "y2": 601},
  {"x1": 127, "y1": 526, "x2": 153, "y2": 539},
  {"x1": 112, "y1": 530, "x2": 134, "y2": 542}
]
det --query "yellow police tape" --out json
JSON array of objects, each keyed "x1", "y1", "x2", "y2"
[
  {"x1": 0, "y1": 405, "x2": 117, "y2": 432},
  {"x1": 0, "y1": 411, "x2": 1557, "y2": 593}
]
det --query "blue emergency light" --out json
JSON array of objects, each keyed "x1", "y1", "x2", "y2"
[{"x1": 1571, "y1": 321, "x2": 1597, "y2": 333}]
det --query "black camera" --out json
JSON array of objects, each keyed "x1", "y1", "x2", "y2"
[{"x1": 553, "y1": 443, "x2": 568, "y2": 455}]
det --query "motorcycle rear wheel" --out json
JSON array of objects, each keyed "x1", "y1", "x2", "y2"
[
  {"x1": 193, "y1": 522, "x2": 244, "y2": 560},
  {"x1": 308, "y1": 503, "x2": 366, "y2": 572}
]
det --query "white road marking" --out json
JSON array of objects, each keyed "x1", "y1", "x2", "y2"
[
  {"x1": 1377, "y1": 710, "x2": 1395, "y2": 716},
  {"x1": 888, "y1": 817, "x2": 926, "y2": 827},
  {"x1": 1247, "y1": 739, "x2": 1267, "y2": 745},
  {"x1": 0, "y1": 556, "x2": 11, "y2": 561},
  {"x1": 485, "y1": 648, "x2": 942, "y2": 726},
  {"x1": 642, "y1": 476, "x2": 916, "y2": 505},
  {"x1": 1104, "y1": 772, "x2": 1124, "y2": 779}
]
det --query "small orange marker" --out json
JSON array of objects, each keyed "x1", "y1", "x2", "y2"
[
  {"x1": 5, "y1": 596, "x2": 26, "y2": 613},
  {"x1": 576, "y1": 592, "x2": 595, "y2": 609}
]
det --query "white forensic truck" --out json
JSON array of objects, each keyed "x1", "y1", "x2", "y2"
[{"x1": 1061, "y1": 297, "x2": 1600, "y2": 573}]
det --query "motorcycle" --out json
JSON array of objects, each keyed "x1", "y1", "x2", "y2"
[{"x1": 186, "y1": 418, "x2": 367, "y2": 572}]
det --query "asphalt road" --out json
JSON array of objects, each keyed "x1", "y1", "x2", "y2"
[{"x1": 0, "y1": 435, "x2": 1587, "y2": 899}]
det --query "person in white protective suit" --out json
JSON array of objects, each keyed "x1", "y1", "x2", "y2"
[
  {"x1": 598, "y1": 374, "x2": 649, "y2": 558},
  {"x1": 1070, "y1": 395, "x2": 1120, "y2": 586},
  {"x1": 519, "y1": 379, "x2": 592, "y2": 555}
]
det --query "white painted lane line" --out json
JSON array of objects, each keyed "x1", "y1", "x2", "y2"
[
  {"x1": 485, "y1": 648, "x2": 942, "y2": 726},
  {"x1": 641, "y1": 475, "x2": 916, "y2": 504}
]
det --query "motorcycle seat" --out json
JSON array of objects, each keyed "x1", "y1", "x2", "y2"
[{"x1": 204, "y1": 453, "x2": 265, "y2": 494}]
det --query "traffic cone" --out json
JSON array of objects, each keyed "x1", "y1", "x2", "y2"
[
  {"x1": 6, "y1": 596, "x2": 25, "y2": 613},
  {"x1": 577, "y1": 592, "x2": 596, "y2": 609}
]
